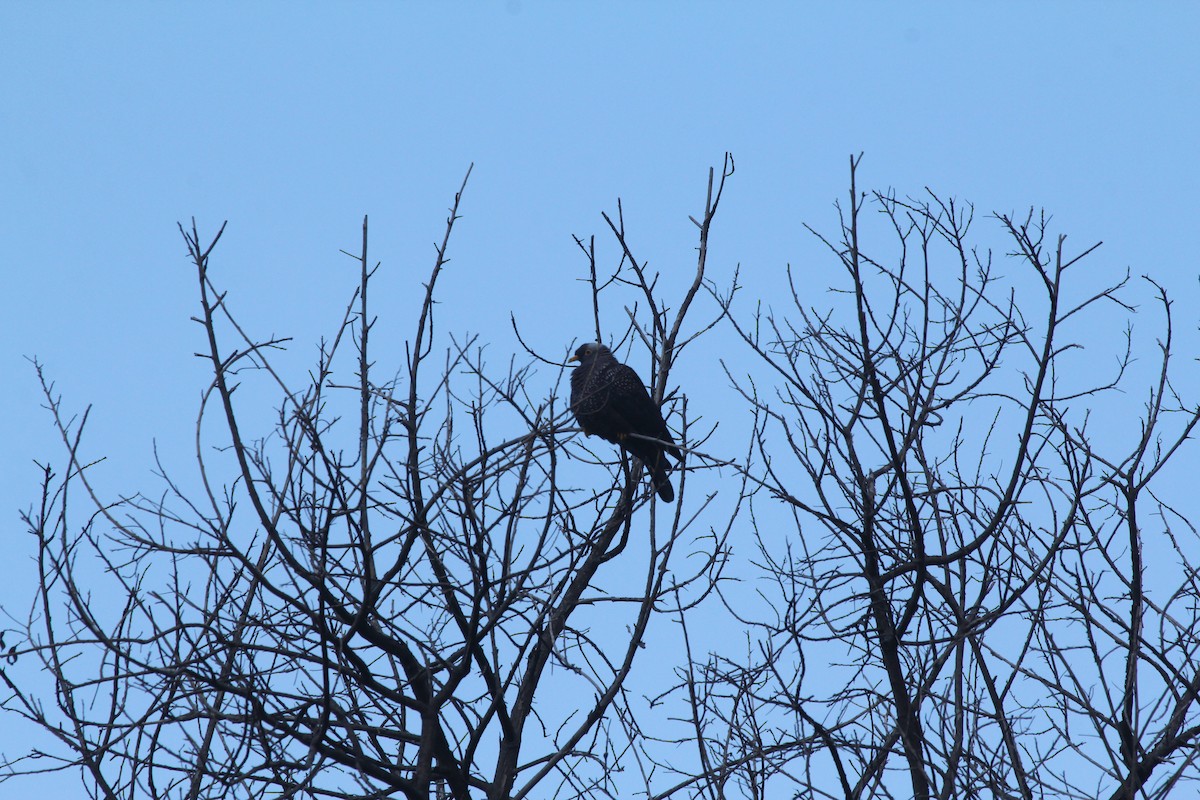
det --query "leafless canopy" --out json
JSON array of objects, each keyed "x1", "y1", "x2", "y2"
[
  {"x1": 4, "y1": 160, "x2": 733, "y2": 800},
  {"x1": 8, "y1": 155, "x2": 1200, "y2": 800},
  {"x1": 660, "y1": 156, "x2": 1200, "y2": 800}
]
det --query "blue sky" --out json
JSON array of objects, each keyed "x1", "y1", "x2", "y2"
[{"x1": 3, "y1": 3, "x2": 1199, "y2": 795}]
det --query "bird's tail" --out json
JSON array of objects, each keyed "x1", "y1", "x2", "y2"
[
  {"x1": 627, "y1": 439, "x2": 677, "y2": 503},
  {"x1": 648, "y1": 461, "x2": 675, "y2": 503}
]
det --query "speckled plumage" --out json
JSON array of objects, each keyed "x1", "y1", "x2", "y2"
[{"x1": 568, "y1": 342, "x2": 680, "y2": 502}]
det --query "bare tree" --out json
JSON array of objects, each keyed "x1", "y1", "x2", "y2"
[
  {"x1": 658, "y1": 156, "x2": 1200, "y2": 800},
  {"x1": 12, "y1": 154, "x2": 1199, "y2": 800},
  {"x1": 2, "y1": 161, "x2": 732, "y2": 800}
]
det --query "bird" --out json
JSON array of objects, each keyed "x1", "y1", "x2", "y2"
[{"x1": 567, "y1": 342, "x2": 681, "y2": 502}]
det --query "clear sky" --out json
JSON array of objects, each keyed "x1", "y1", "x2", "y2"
[{"x1": 3, "y1": 3, "x2": 1199, "y2": 795}]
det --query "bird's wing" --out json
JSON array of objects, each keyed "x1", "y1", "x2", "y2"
[{"x1": 608, "y1": 364, "x2": 676, "y2": 450}]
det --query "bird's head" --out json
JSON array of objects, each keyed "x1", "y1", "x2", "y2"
[{"x1": 567, "y1": 342, "x2": 610, "y2": 365}]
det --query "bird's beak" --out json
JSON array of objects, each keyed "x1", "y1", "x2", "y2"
[{"x1": 567, "y1": 355, "x2": 579, "y2": 363}]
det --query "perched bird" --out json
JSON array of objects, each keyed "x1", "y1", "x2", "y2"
[{"x1": 568, "y1": 342, "x2": 681, "y2": 502}]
